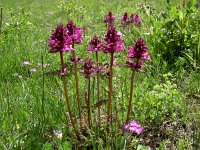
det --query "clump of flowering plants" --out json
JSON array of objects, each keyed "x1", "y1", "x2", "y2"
[{"x1": 46, "y1": 12, "x2": 150, "y2": 146}]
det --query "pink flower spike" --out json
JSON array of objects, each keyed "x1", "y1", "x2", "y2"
[
  {"x1": 22, "y1": 61, "x2": 32, "y2": 66},
  {"x1": 124, "y1": 120, "x2": 143, "y2": 135},
  {"x1": 66, "y1": 20, "x2": 82, "y2": 44},
  {"x1": 121, "y1": 12, "x2": 129, "y2": 26},
  {"x1": 104, "y1": 11, "x2": 115, "y2": 27},
  {"x1": 48, "y1": 23, "x2": 72, "y2": 53},
  {"x1": 103, "y1": 27, "x2": 125, "y2": 53},
  {"x1": 127, "y1": 38, "x2": 148, "y2": 59},
  {"x1": 87, "y1": 36, "x2": 104, "y2": 52},
  {"x1": 130, "y1": 14, "x2": 141, "y2": 26}
]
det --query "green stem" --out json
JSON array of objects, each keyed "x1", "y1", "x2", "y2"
[
  {"x1": 107, "y1": 52, "x2": 114, "y2": 124},
  {"x1": 59, "y1": 51, "x2": 79, "y2": 138},
  {"x1": 125, "y1": 70, "x2": 135, "y2": 124},
  {"x1": 96, "y1": 52, "x2": 101, "y2": 125}
]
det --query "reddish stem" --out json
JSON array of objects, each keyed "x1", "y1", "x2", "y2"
[
  {"x1": 71, "y1": 43, "x2": 82, "y2": 125},
  {"x1": 125, "y1": 70, "x2": 135, "y2": 124},
  {"x1": 107, "y1": 52, "x2": 114, "y2": 124},
  {"x1": 96, "y1": 52, "x2": 101, "y2": 125},
  {"x1": 87, "y1": 77, "x2": 91, "y2": 129},
  {"x1": 59, "y1": 51, "x2": 79, "y2": 138},
  {"x1": 125, "y1": 58, "x2": 139, "y2": 124}
]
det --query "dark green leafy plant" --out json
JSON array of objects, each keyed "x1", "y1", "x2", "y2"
[{"x1": 150, "y1": 0, "x2": 200, "y2": 69}]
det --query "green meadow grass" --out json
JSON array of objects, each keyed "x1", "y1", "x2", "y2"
[{"x1": 0, "y1": 0, "x2": 199, "y2": 149}]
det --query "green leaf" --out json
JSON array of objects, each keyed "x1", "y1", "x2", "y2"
[{"x1": 179, "y1": 11, "x2": 183, "y2": 20}]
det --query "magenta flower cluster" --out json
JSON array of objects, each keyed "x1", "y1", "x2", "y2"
[
  {"x1": 66, "y1": 20, "x2": 82, "y2": 44},
  {"x1": 121, "y1": 12, "x2": 129, "y2": 26},
  {"x1": 104, "y1": 11, "x2": 115, "y2": 27},
  {"x1": 87, "y1": 36, "x2": 104, "y2": 52},
  {"x1": 130, "y1": 14, "x2": 141, "y2": 26},
  {"x1": 48, "y1": 21, "x2": 82, "y2": 53},
  {"x1": 48, "y1": 24, "x2": 72, "y2": 53},
  {"x1": 103, "y1": 27, "x2": 125, "y2": 53},
  {"x1": 81, "y1": 59, "x2": 97, "y2": 79},
  {"x1": 124, "y1": 120, "x2": 143, "y2": 135},
  {"x1": 121, "y1": 12, "x2": 141, "y2": 26},
  {"x1": 126, "y1": 38, "x2": 150, "y2": 71}
]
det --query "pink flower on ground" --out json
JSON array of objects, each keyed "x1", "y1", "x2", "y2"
[
  {"x1": 130, "y1": 14, "x2": 141, "y2": 26},
  {"x1": 87, "y1": 36, "x2": 104, "y2": 52},
  {"x1": 124, "y1": 120, "x2": 143, "y2": 134},
  {"x1": 22, "y1": 61, "x2": 32, "y2": 66},
  {"x1": 30, "y1": 68, "x2": 37, "y2": 73},
  {"x1": 17, "y1": 75, "x2": 23, "y2": 78},
  {"x1": 65, "y1": 20, "x2": 82, "y2": 44},
  {"x1": 53, "y1": 130, "x2": 62, "y2": 139},
  {"x1": 48, "y1": 24, "x2": 72, "y2": 53},
  {"x1": 103, "y1": 27, "x2": 125, "y2": 53},
  {"x1": 104, "y1": 11, "x2": 115, "y2": 27},
  {"x1": 37, "y1": 63, "x2": 51, "y2": 67}
]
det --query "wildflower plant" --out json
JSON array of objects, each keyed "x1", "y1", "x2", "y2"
[
  {"x1": 126, "y1": 38, "x2": 151, "y2": 124},
  {"x1": 47, "y1": 12, "x2": 150, "y2": 145},
  {"x1": 48, "y1": 23, "x2": 79, "y2": 137},
  {"x1": 81, "y1": 58, "x2": 97, "y2": 128},
  {"x1": 103, "y1": 26, "x2": 125, "y2": 126},
  {"x1": 87, "y1": 36, "x2": 104, "y2": 124},
  {"x1": 66, "y1": 20, "x2": 83, "y2": 126}
]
